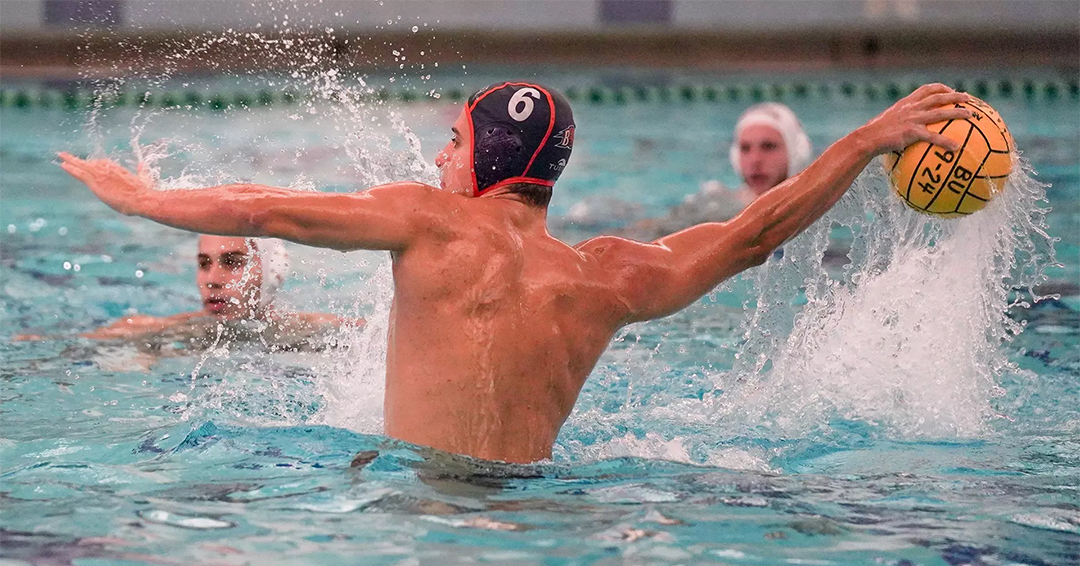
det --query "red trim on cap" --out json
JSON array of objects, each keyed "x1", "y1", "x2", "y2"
[
  {"x1": 466, "y1": 82, "x2": 513, "y2": 196},
  {"x1": 522, "y1": 84, "x2": 557, "y2": 179},
  {"x1": 464, "y1": 81, "x2": 514, "y2": 196},
  {"x1": 466, "y1": 104, "x2": 478, "y2": 196},
  {"x1": 480, "y1": 176, "x2": 555, "y2": 194}
]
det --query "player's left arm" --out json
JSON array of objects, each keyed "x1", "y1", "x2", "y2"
[
  {"x1": 80, "y1": 312, "x2": 201, "y2": 340},
  {"x1": 292, "y1": 311, "x2": 367, "y2": 329}
]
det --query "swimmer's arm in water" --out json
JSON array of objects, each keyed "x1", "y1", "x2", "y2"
[
  {"x1": 80, "y1": 312, "x2": 204, "y2": 340},
  {"x1": 584, "y1": 84, "x2": 973, "y2": 324},
  {"x1": 13, "y1": 312, "x2": 200, "y2": 341},
  {"x1": 57, "y1": 154, "x2": 451, "y2": 252},
  {"x1": 287, "y1": 311, "x2": 367, "y2": 331}
]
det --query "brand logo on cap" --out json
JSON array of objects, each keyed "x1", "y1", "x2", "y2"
[{"x1": 553, "y1": 125, "x2": 575, "y2": 149}]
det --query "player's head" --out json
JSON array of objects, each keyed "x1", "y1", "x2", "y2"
[
  {"x1": 436, "y1": 82, "x2": 575, "y2": 207},
  {"x1": 729, "y1": 103, "x2": 811, "y2": 196},
  {"x1": 196, "y1": 235, "x2": 288, "y2": 319}
]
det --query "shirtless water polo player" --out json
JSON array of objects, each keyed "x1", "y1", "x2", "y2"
[{"x1": 60, "y1": 82, "x2": 971, "y2": 463}]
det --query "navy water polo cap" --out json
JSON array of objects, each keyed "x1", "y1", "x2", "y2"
[{"x1": 466, "y1": 82, "x2": 575, "y2": 195}]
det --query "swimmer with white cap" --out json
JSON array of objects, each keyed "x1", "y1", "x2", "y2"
[
  {"x1": 79, "y1": 235, "x2": 355, "y2": 348},
  {"x1": 60, "y1": 82, "x2": 972, "y2": 463},
  {"x1": 621, "y1": 102, "x2": 812, "y2": 240},
  {"x1": 728, "y1": 102, "x2": 813, "y2": 200}
]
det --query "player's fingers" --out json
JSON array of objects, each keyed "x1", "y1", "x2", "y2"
[
  {"x1": 915, "y1": 92, "x2": 971, "y2": 110},
  {"x1": 59, "y1": 161, "x2": 93, "y2": 184},
  {"x1": 923, "y1": 131, "x2": 962, "y2": 152},
  {"x1": 910, "y1": 83, "x2": 954, "y2": 99},
  {"x1": 917, "y1": 106, "x2": 972, "y2": 124},
  {"x1": 57, "y1": 155, "x2": 89, "y2": 176},
  {"x1": 57, "y1": 152, "x2": 89, "y2": 171}
]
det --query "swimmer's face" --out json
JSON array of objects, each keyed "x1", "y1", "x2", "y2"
[
  {"x1": 196, "y1": 235, "x2": 263, "y2": 320},
  {"x1": 737, "y1": 124, "x2": 789, "y2": 196},
  {"x1": 435, "y1": 108, "x2": 475, "y2": 196}
]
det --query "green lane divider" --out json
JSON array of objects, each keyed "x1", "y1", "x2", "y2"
[{"x1": 2, "y1": 78, "x2": 1076, "y2": 110}]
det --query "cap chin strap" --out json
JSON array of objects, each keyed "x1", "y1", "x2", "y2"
[{"x1": 474, "y1": 176, "x2": 555, "y2": 196}]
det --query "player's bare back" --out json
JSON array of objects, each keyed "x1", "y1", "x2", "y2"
[{"x1": 384, "y1": 193, "x2": 641, "y2": 462}]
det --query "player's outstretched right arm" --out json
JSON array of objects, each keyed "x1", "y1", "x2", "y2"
[{"x1": 58, "y1": 153, "x2": 454, "y2": 253}]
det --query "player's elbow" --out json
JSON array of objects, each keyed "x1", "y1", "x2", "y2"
[
  {"x1": 748, "y1": 233, "x2": 785, "y2": 266},
  {"x1": 735, "y1": 224, "x2": 776, "y2": 269},
  {"x1": 744, "y1": 246, "x2": 771, "y2": 268},
  {"x1": 249, "y1": 204, "x2": 300, "y2": 241}
]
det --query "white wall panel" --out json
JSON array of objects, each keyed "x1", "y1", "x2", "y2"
[
  {"x1": 122, "y1": 0, "x2": 600, "y2": 31},
  {"x1": 0, "y1": 0, "x2": 46, "y2": 31},
  {"x1": 673, "y1": 0, "x2": 1080, "y2": 32}
]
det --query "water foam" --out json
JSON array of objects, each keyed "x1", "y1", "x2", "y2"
[
  {"x1": 710, "y1": 157, "x2": 1057, "y2": 440},
  {"x1": 81, "y1": 8, "x2": 435, "y2": 431}
]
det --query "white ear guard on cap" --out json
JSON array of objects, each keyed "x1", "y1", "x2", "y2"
[
  {"x1": 248, "y1": 238, "x2": 289, "y2": 307},
  {"x1": 728, "y1": 102, "x2": 812, "y2": 181}
]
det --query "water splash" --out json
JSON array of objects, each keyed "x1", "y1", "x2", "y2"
[
  {"x1": 713, "y1": 156, "x2": 1057, "y2": 439},
  {"x1": 563, "y1": 155, "x2": 1057, "y2": 464},
  {"x1": 310, "y1": 261, "x2": 393, "y2": 433},
  {"x1": 76, "y1": 2, "x2": 439, "y2": 431}
]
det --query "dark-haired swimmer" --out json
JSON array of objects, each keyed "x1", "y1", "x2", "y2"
[
  {"x1": 60, "y1": 82, "x2": 972, "y2": 463},
  {"x1": 89, "y1": 234, "x2": 357, "y2": 349},
  {"x1": 19, "y1": 235, "x2": 357, "y2": 353}
]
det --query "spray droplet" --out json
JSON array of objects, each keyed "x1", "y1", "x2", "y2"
[
  {"x1": 135, "y1": 269, "x2": 145, "y2": 278},
  {"x1": 411, "y1": 26, "x2": 418, "y2": 33},
  {"x1": 63, "y1": 261, "x2": 72, "y2": 270}
]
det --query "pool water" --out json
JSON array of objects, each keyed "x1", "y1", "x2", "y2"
[{"x1": 1, "y1": 67, "x2": 1078, "y2": 565}]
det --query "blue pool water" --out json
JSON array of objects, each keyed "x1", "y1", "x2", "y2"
[{"x1": 1, "y1": 66, "x2": 1078, "y2": 565}]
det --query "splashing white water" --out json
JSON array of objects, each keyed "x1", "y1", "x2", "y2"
[
  {"x1": 709, "y1": 156, "x2": 1057, "y2": 439},
  {"x1": 79, "y1": 5, "x2": 441, "y2": 431},
  {"x1": 560, "y1": 154, "x2": 1057, "y2": 465},
  {"x1": 310, "y1": 261, "x2": 393, "y2": 433}
]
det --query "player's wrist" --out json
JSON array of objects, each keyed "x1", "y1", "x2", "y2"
[
  {"x1": 847, "y1": 126, "x2": 885, "y2": 159},
  {"x1": 128, "y1": 187, "x2": 160, "y2": 217}
]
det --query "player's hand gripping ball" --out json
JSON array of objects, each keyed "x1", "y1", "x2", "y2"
[{"x1": 885, "y1": 96, "x2": 1014, "y2": 218}]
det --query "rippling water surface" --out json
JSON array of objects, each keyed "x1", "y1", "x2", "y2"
[{"x1": 1, "y1": 65, "x2": 1078, "y2": 564}]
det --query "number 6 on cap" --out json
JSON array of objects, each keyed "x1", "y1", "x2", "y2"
[{"x1": 508, "y1": 88, "x2": 541, "y2": 121}]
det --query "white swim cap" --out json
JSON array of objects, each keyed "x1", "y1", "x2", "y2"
[
  {"x1": 248, "y1": 238, "x2": 289, "y2": 307},
  {"x1": 728, "y1": 102, "x2": 812, "y2": 180}
]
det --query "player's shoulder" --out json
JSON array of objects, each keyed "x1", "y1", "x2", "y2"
[
  {"x1": 362, "y1": 181, "x2": 450, "y2": 200},
  {"x1": 361, "y1": 182, "x2": 471, "y2": 216},
  {"x1": 575, "y1": 234, "x2": 653, "y2": 257},
  {"x1": 574, "y1": 234, "x2": 660, "y2": 271}
]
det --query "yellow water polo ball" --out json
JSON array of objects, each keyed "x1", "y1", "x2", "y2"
[{"x1": 885, "y1": 96, "x2": 1014, "y2": 218}]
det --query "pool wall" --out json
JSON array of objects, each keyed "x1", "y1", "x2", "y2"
[{"x1": 2, "y1": 0, "x2": 1077, "y2": 78}]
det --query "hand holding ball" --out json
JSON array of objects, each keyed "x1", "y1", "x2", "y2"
[{"x1": 886, "y1": 97, "x2": 1013, "y2": 218}]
